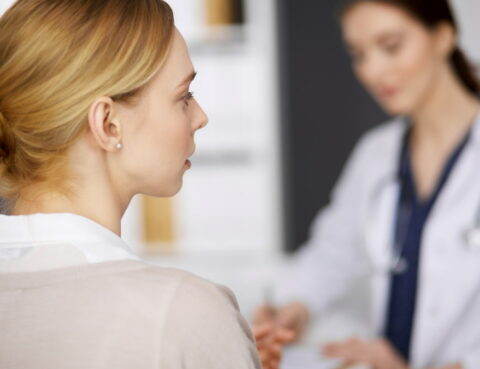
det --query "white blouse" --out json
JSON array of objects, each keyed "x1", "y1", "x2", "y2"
[{"x1": 0, "y1": 212, "x2": 139, "y2": 272}]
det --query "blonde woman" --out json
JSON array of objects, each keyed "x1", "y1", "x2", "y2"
[{"x1": 0, "y1": 1, "x2": 288, "y2": 368}]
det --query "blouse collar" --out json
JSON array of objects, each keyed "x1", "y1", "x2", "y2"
[{"x1": 0, "y1": 212, "x2": 139, "y2": 264}]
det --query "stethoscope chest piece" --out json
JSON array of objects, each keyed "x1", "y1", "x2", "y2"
[
  {"x1": 389, "y1": 254, "x2": 408, "y2": 275},
  {"x1": 464, "y1": 228, "x2": 480, "y2": 252}
]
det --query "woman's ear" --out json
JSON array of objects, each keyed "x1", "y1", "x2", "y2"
[
  {"x1": 87, "y1": 97, "x2": 122, "y2": 152},
  {"x1": 433, "y1": 21, "x2": 456, "y2": 59}
]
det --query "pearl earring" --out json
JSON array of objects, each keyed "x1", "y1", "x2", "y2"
[{"x1": 115, "y1": 142, "x2": 123, "y2": 150}]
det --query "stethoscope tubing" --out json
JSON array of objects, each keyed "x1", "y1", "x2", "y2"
[{"x1": 365, "y1": 173, "x2": 480, "y2": 275}]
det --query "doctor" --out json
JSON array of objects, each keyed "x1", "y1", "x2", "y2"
[{"x1": 254, "y1": 0, "x2": 480, "y2": 368}]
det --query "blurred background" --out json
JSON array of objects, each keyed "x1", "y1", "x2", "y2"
[{"x1": 1, "y1": 0, "x2": 479, "y2": 366}]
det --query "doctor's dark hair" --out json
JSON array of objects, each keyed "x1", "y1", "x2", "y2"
[
  {"x1": 0, "y1": 0, "x2": 174, "y2": 205},
  {"x1": 338, "y1": 0, "x2": 479, "y2": 95}
]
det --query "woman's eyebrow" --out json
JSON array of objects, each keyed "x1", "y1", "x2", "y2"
[
  {"x1": 376, "y1": 29, "x2": 403, "y2": 43},
  {"x1": 176, "y1": 71, "x2": 197, "y2": 89}
]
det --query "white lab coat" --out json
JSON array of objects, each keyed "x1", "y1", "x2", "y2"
[{"x1": 277, "y1": 114, "x2": 480, "y2": 368}]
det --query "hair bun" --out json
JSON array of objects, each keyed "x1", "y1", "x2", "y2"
[{"x1": 0, "y1": 111, "x2": 15, "y2": 161}]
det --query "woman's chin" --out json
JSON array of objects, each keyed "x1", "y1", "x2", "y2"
[
  {"x1": 141, "y1": 180, "x2": 183, "y2": 198},
  {"x1": 380, "y1": 102, "x2": 413, "y2": 117},
  {"x1": 377, "y1": 96, "x2": 416, "y2": 117}
]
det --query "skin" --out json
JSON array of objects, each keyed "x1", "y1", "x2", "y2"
[
  {"x1": 253, "y1": 323, "x2": 295, "y2": 369},
  {"x1": 13, "y1": 29, "x2": 208, "y2": 236},
  {"x1": 254, "y1": 2, "x2": 479, "y2": 369},
  {"x1": 253, "y1": 303, "x2": 306, "y2": 369},
  {"x1": 322, "y1": 337, "x2": 460, "y2": 369}
]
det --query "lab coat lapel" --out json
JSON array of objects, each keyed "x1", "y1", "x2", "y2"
[{"x1": 411, "y1": 117, "x2": 480, "y2": 367}]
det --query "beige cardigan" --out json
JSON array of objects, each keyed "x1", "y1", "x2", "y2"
[{"x1": 0, "y1": 260, "x2": 262, "y2": 369}]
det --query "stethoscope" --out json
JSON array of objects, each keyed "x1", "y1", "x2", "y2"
[
  {"x1": 365, "y1": 172, "x2": 480, "y2": 276},
  {"x1": 365, "y1": 174, "x2": 409, "y2": 275},
  {"x1": 365, "y1": 120, "x2": 480, "y2": 275},
  {"x1": 463, "y1": 205, "x2": 480, "y2": 251}
]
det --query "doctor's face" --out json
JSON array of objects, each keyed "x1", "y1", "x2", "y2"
[{"x1": 341, "y1": 2, "x2": 451, "y2": 116}]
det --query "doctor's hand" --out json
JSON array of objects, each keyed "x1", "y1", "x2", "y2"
[
  {"x1": 322, "y1": 337, "x2": 408, "y2": 369},
  {"x1": 252, "y1": 322, "x2": 294, "y2": 369},
  {"x1": 253, "y1": 302, "x2": 310, "y2": 344}
]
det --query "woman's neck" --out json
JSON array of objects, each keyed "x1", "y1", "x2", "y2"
[
  {"x1": 11, "y1": 180, "x2": 130, "y2": 237},
  {"x1": 410, "y1": 68, "x2": 480, "y2": 148},
  {"x1": 406, "y1": 68, "x2": 479, "y2": 200},
  {"x1": 9, "y1": 136, "x2": 135, "y2": 237}
]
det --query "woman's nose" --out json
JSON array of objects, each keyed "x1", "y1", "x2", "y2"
[{"x1": 193, "y1": 100, "x2": 208, "y2": 130}]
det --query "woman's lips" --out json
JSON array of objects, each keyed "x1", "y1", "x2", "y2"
[
  {"x1": 378, "y1": 86, "x2": 398, "y2": 98},
  {"x1": 185, "y1": 149, "x2": 195, "y2": 169}
]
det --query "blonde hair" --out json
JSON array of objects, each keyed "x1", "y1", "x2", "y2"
[{"x1": 0, "y1": 0, "x2": 174, "y2": 207}]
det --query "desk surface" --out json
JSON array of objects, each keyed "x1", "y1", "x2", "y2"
[{"x1": 282, "y1": 345, "x2": 340, "y2": 369}]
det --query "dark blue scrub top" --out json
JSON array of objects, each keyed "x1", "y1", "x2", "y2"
[{"x1": 384, "y1": 126, "x2": 471, "y2": 362}]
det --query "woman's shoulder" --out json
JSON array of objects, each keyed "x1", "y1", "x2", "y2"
[
  {"x1": 104, "y1": 260, "x2": 245, "y2": 328},
  {"x1": 115, "y1": 260, "x2": 238, "y2": 306},
  {"x1": 345, "y1": 116, "x2": 407, "y2": 169},
  {"x1": 0, "y1": 259, "x2": 260, "y2": 368},
  {"x1": 357, "y1": 116, "x2": 406, "y2": 152},
  {"x1": 117, "y1": 261, "x2": 260, "y2": 368}
]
